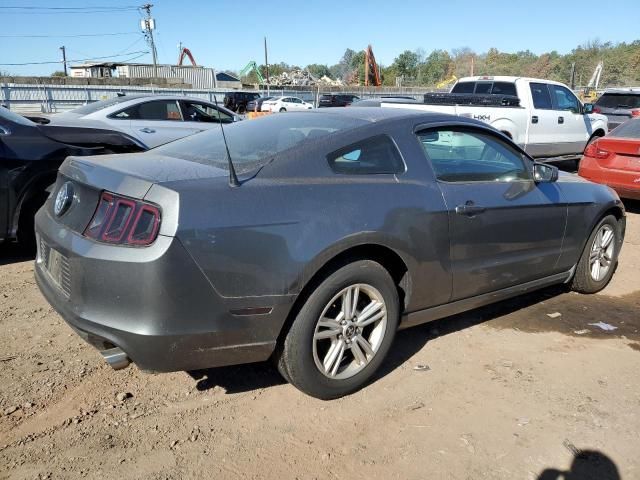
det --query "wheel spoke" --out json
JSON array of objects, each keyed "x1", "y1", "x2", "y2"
[
  {"x1": 589, "y1": 250, "x2": 600, "y2": 262},
  {"x1": 323, "y1": 339, "x2": 345, "y2": 375},
  {"x1": 601, "y1": 228, "x2": 614, "y2": 248},
  {"x1": 355, "y1": 301, "x2": 384, "y2": 328},
  {"x1": 591, "y1": 259, "x2": 601, "y2": 281},
  {"x1": 314, "y1": 328, "x2": 341, "y2": 340},
  {"x1": 351, "y1": 340, "x2": 367, "y2": 366},
  {"x1": 355, "y1": 335, "x2": 375, "y2": 356},
  {"x1": 342, "y1": 288, "x2": 353, "y2": 320}
]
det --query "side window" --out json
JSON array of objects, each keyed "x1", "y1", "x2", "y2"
[
  {"x1": 529, "y1": 83, "x2": 553, "y2": 110},
  {"x1": 135, "y1": 100, "x2": 182, "y2": 121},
  {"x1": 182, "y1": 102, "x2": 233, "y2": 123},
  {"x1": 549, "y1": 85, "x2": 580, "y2": 113},
  {"x1": 417, "y1": 128, "x2": 529, "y2": 182},
  {"x1": 327, "y1": 135, "x2": 404, "y2": 175},
  {"x1": 292, "y1": 98, "x2": 303, "y2": 104}
]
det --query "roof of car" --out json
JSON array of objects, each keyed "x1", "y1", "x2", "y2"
[{"x1": 305, "y1": 106, "x2": 467, "y2": 125}]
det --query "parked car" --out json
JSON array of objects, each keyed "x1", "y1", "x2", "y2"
[
  {"x1": 261, "y1": 96, "x2": 313, "y2": 113},
  {"x1": 0, "y1": 106, "x2": 145, "y2": 247},
  {"x1": 593, "y1": 88, "x2": 640, "y2": 130},
  {"x1": 384, "y1": 76, "x2": 609, "y2": 162},
  {"x1": 223, "y1": 91, "x2": 261, "y2": 114},
  {"x1": 35, "y1": 108, "x2": 625, "y2": 400},
  {"x1": 49, "y1": 95, "x2": 240, "y2": 149},
  {"x1": 318, "y1": 94, "x2": 360, "y2": 108},
  {"x1": 246, "y1": 96, "x2": 274, "y2": 112},
  {"x1": 579, "y1": 118, "x2": 640, "y2": 200}
]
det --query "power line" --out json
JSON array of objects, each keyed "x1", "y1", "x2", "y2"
[
  {"x1": 0, "y1": 6, "x2": 139, "y2": 10},
  {"x1": 0, "y1": 6, "x2": 141, "y2": 15},
  {"x1": 0, "y1": 50, "x2": 150, "y2": 66},
  {"x1": 0, "y1": 32, "x2": 141, "y2": 38}
]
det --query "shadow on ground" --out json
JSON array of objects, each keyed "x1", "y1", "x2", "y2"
[
  {"x1": 0, "y1": 242, "x2": 34, "y2": 266},
  {"x1": 538, "y1": 449, "x2": 620, "y2": 480},
  {"x1": 189, "y1": 281, "x2": 637, "y2": 395}
]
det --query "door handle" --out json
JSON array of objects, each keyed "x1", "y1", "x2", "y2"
[
  {"x1": 455, "y1": 202, "x2": 486, "y2": 216},
  {"x1": 139, "y1": 127, "x2": 156, "y2": 133},
  {"x1": 558, "y1": 116, "x2": 564, "y2": 124},
  {"x1": 531, "y1": 116, "x2": 539, "y2": 124}
]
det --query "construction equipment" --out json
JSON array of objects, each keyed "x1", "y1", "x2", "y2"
[
  {"x1": 580, "y1": 61, "x2": 603, "y2": 103},
  {"x1": 436, "y1": 75, "x2": 458, "y2": 89},
  {"x1": 239, "y1": 61, "x2": 265, "y2": 84},
  {"x1": 364, "y1": 45, "x2": 381, "y2": 87},
  {"x1": 177, "y1": 43, "x2": 197, "y2": 66}
]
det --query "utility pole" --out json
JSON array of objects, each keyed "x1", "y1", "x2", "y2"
[
  {"x1": 141, "y1": 3, "x2": 158, "y2": 78},
  {"x1": 264, "y1": 36, "x2": 270, "y2": 94},
  {"x1": 60, "y1": 46, "x2": 67, "y2": 76}
]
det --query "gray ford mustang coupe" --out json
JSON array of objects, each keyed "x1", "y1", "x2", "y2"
[{"x1": 34, "y1": 108, "x2": 625, "y2": 399}]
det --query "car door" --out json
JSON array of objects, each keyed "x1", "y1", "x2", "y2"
[
  {"x1": 113, "y1": 100, "x2": 188, "y2": 148},
  {"x1": 417, "y1": 126, "x2": 567, "y2": 301},
  {"x1": 548, "y1": 84, "x2": 591, "y2": 154},
  {"x1": 525, "y1": 82, "x2": 565, "y2": 158},
  {"x1": 180, "y1": 100, "x2": 234, "y2": 133}
]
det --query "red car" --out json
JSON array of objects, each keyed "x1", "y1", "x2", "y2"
[{"x1": 579, "y1": 118, "x2": 640, "y2": 200}]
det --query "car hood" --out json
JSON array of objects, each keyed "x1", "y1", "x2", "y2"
[{"x1": 557, "y1": 170, "x2": 590, "y2": 183}]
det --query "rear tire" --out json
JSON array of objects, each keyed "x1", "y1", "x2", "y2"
[
  {"x1": 279, "y1": 107, "x2": 286, "y2": 113},
  {"x1": 571, "y1": 215, "x2": 621, "y2": 293},
  {"x1": 17, "y1": 190, "x2": 48, "y2": 252},
  {"x1": 276, "y1": 260, "x2": 399, "y2": 399}
]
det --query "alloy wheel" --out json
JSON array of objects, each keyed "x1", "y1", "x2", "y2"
[
  {"x1": 312, "y1": 284, "x2": 387, "y2": 380},
  {"x1": 589, "y1": 224, "x2": 615, "y2": 281}
]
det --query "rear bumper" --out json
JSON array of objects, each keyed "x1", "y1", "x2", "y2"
[{"x1": 34, "y1": 207, "x2": 293, "y2": 372}]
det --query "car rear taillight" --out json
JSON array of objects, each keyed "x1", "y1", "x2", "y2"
[
  {"x1": 593, "y1": 106, "x2": 601, "y2": 114},
  {"x1": 631, "y1": 109, "x2": 640, "y2": 118},
  {"x1": 83, "y1": 191, "x2": 161, "y2": 246},
  {"x1": 584, "y1": 140, "x2": 611, "y2": 160}
]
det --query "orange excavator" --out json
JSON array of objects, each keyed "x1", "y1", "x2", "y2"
[
  {"x1": 177, "y1": 44, "x2": 197, "y2": 66},
  {"x1": 364, "y1": 45, "x2": 381, "y2": 87}
]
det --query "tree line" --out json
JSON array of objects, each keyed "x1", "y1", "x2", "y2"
[{"x1": 235, "y1": 40, "x2": 640, "y2": 88}]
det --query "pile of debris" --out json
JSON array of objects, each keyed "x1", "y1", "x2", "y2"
[{"x1": 267, "y1": 69, "x2": 344, "y2": 87}]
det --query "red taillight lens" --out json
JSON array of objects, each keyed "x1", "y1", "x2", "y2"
[
  {"x1": 593, "y1": 106, "x2": 601, "y2": 114},
  {"x1": 631, "y1": 109, "x2": 640, "y2": 118},
  {"x1": 584, "y1": 140, "x2": 611, "y2": 160},
  {"x1": 83, "y1": 191, "x2": 161, "y2": 246}
]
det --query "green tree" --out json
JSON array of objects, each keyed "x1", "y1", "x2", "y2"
[{"x1": 306, "y1": 64, "x2": 331, "y2": 79}]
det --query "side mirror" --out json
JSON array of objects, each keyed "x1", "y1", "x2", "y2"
[
  {"x1": 533, "y1": 163, "x2": 558, "y2": 183},
  {"x1": 583, "y1": 103, "x2": 594, "y2": 114}
]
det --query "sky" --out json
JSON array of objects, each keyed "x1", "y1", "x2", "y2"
[{"x1": 1, "y1": 0, "x2": 639, "y2": 76}]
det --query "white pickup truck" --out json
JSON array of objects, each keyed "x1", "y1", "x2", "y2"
[{"x1": 382, "y1": 76, "x2": 608, "y2": 161}]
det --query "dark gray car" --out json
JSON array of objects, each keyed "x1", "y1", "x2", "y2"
[
  {"x1": 34, "y1": 108, "x2": 626, "y2": 399},
  {"x1": 594, "y1": 89, "x2": 640, "y2": 130}
]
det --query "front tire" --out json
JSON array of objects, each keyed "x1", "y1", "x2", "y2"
[
  {"x1": 279, "y1": 107, "x2": 286, "y2": 113},
  {"x1": 277, "y1": 260, "x2": 399, "y2": 399},
  {"x1": 571, "y1": 215, "x2": 621, "y2": 293}
]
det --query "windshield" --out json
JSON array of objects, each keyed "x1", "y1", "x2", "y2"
[
  {"x1": 596, "y1": 93, "x2": 640, "y2": 109},
  {"x1": 70, "y1": 95, "x2": 145, "y2": 115},
  {"x1": 609, "y1": 119, "x2": 640, "y2": 139},
  {"x1": 0, "y1": 106, "x2": 35, "y2": 126},
  {"x1": 154, "y1": 112, "x2": 367, "y2": 174}
]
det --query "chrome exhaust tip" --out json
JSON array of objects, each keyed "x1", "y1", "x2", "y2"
[{"x1": 100, "y1": 347, "x2": 131, "y2": 370}]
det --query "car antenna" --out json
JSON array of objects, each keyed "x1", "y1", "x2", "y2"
[{"x1": 212, "y1": 94, "x2": 240, "y2": 187}]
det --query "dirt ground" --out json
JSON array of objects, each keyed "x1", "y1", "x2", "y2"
[{"x1": 1, "y1": 202, "x2": 639, "y2": 480}]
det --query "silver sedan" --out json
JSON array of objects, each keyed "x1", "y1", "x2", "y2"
[{"x1": 48, "y1": 94, "x2": 240, "y2": 148}]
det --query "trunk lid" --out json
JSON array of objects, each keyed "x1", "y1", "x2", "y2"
[{"x1": 595, "y1": 138, "x2": 640, "y2": 172}]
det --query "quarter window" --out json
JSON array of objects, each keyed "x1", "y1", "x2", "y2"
[
  {"x1": 418, "y1": 129, "x2": 529, "y2": 182},
  {"x1": 327, "y1": 135, "x2": 404, "y2": 175}
]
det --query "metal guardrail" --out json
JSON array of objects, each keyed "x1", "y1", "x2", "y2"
[{"x1": 1, "y1": 83, "x2": 439, "y2": 114}]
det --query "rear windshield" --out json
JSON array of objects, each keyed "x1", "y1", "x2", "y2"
[
  {"x1": 70, "y1": 95, "x2": 144, "y2": 115},
  {"x1": 451, "y1": 81, "x2": 517, "y2": 97},
  {"x1": 153, "y1": 112, "x2": 367, "y2": 174},
  {"x1": 0, "y1": 106, "x2": 35, "y2": 126},
  {"x1": 596, "y1": 93, "x2": 640, "y2": 109},
  {"x1": 609, "y1": 118, "x2": 640, "y2": 139}
]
